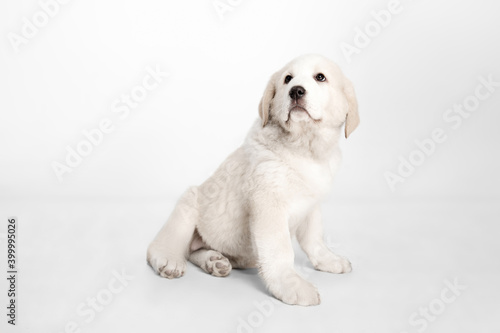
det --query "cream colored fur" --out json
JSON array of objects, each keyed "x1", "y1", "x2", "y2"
[{"x1": 147, "y1": 54, "x2": 359, "y2": 306}]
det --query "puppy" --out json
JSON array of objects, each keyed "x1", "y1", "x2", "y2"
[{"x1": 147, "y1": 54, "x2": 359, "y2": 306}]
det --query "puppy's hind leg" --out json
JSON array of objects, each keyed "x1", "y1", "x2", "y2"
[
  {"x1": 189, "y1": 249, "x2": 232, "y2": 277},
  {"x1": 147, "y1": 186, "x2": 199, "y2": 279}
]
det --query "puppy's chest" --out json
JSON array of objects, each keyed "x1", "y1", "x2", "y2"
[
  {"x1": 287, "y1": 157, "x2": 335, "y2": 197},
  {"x1": 282, "y1": 157, "x2": 334, "y2": 222}
]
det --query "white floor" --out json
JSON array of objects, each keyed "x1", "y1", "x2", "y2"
[{"x1": 1, "y1": 196, "x2": 499, "y2": 333}]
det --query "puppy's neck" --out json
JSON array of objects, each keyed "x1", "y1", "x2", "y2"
[{"x1": 254, "y1": 120, "x2": 341, "y2": 161}]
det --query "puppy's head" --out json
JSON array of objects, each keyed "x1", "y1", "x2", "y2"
[{"x1": 258, "y1": 54, "x2": 359, "y2": 138}]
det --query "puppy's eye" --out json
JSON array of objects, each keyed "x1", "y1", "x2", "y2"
[
  {"x1": 284, "y1": 75, "x2": 293, "y2": 84},
  {"x1": 315, "y1": 73, "x2": 326, "y2": 82}
]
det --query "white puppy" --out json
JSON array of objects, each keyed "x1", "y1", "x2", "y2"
[{"x1": 147, "y1": 54, "x2": 359, "y2": 306}]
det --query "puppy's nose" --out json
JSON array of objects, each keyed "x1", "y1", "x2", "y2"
[{"x1": 289, "y1": 86, "x2": 306, "y2": 100}]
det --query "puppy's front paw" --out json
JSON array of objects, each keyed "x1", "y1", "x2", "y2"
[
  {"x1": 315, "y1": 254, "x2": 352, "y2": 274},
  {"x1": 158, "y1": 258, "x2": 186, "y2": 279},
  {"x1": 147, "y1": 247, "x2": 186, "y2": 279},
  {"x1": 268, "y1": 270, "x2": 320, "y2": 306}
]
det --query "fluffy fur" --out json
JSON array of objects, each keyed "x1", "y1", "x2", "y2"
[{"x1": 147, "y1": 54, "x2": 359, "y2": 306}]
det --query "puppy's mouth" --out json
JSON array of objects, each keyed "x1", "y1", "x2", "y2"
[
  {"x1": 286, "y1": 104, "x2": 321, "y2": 123},
  {"x1": 290, "y1": 104, "x2": 308, "y2": 113}
]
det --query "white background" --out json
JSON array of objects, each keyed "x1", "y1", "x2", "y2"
[{"x1": 1, "y1": 0, "x2": 499, "y2": 332}]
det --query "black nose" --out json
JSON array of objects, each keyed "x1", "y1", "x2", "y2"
[{"x1": 289, "y1": 85, "x2": 306, "y2": 100}]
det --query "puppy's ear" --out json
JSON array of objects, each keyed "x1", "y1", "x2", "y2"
[
  {"x1": 343, "y1": 78, "x2": 359, "y2": 138},
  {"x1": 258, "y1": 72, "x2": 279, "y2": 127}
]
